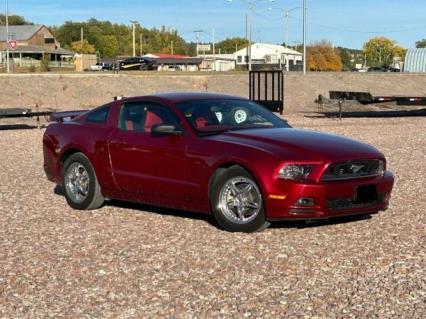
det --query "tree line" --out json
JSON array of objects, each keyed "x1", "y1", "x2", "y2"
[
  {"x1": 307, "y1": 37, "x2": 407, "y2": 71},
  {"x1": 0, "y1": 14, "x2": 250, "y2": 58}
]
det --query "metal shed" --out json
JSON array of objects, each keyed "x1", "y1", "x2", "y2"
[{"x1": 404, "y1": 48, "x2": 426, "y2": 72}]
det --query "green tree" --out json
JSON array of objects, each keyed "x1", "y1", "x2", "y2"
[
  {"x1": 0, "y1": 14, "x2": 33, "y2": 25},
  {"x1": 216, "y1": 37, "x2": 249, "y2": 54},
  {"x1": 337, "y1": 47, "x2": 353, "y2": 71},
  {"x1": 51, "y1": 21, "x2": 85, "y2": 48},
  {"x1": 96, "y1": 35, "x2": 119, "y2": 57},
  {"x1": 53, "y1": 19, "x2": 191, "y2": 57},
  {"x1": 363, "y1": 37, "x2": 406, "y2": 67},
  {"x1": 415, "y1": 39, "x2": 426, "y2": 48}
]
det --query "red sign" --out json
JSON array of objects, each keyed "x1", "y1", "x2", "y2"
[{"x1": 7, "y1": 40, "x2": 17, "y2": 50}]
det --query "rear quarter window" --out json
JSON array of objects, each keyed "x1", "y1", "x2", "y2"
[{"x1": 86, "y1": 107, "x2": 109, "y2": 124}]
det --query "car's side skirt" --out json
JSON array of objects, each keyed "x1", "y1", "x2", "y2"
[{"x1": 102, "y1": 189, "x2": 210, "y2": 214}]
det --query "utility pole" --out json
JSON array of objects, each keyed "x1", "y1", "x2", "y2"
[
  {"x1": 285, "y1": 10, "x2": 288, "y2": 48},
  {"x1": 248, "y1": 0, "x2": 253, "y2": 71},
  {"x1": 245, "y1": 14, "x2": 248, "y2": 42},
  {"x1": 227, "y1": 0, "x2": 276, "y2": 70},
  {"x1": 5, "y1": 0, "x2": 10, "y2": 73},
  {"x1": 194, "y1": 30, "x2": 202, "y2": 55},
  {"x1": 303, "y1": 0, "x2": 307, "y2": 74},
  {"x1": 80, "y1": 26, "x2": 84, "y2": 47},
  {"x1": 212, "y1": 28, "x2": 216, "y2": 71},
  {"x1": 140, "y1": 33, "x2": 143, "y2": 56},
  {"x1": 130, "y1": 21, "x2": 138, "y2": 57},
  {"x1": 171, "y1": 41, "x2": 174, "y2": 55}
]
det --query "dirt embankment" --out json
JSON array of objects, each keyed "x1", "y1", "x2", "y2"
[{"x1": 1, "y1": 72, "x2": 426, "y2": 113}]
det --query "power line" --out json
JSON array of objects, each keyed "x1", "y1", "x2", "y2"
[
  {"x1": 253, "y1": 10, "x2": 283, "y2": 21},
  {"x1": 252, "y1": 6, "x2": 426, "y2": 35},
  {"x1": 290, "y1": 16, "x2": 426, "y2": 34},
  {"x1": 200, "y1": 29, "x2": 228, "y2": 43}
]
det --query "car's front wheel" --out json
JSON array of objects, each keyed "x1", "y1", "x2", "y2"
[
  {"x1": 211, "y1": 166, "x2": 270, "y2": 232},
  {"x1": 62, "y1": 152, "x2": 104, "y2": 210}
]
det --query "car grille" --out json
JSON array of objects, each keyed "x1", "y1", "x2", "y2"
[{"x1": 321, "y1": 160, "x2": 384, "y2": 181}]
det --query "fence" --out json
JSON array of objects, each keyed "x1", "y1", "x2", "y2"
[
  {"x1": 249, "y1": 70, "x2": 284, "y2": 114},
  {"x1": 12, "y1": 58, "x2": 75, "y2": 69}
]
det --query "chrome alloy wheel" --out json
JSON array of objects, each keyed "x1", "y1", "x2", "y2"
[
  {"x1": 218, "y1": 177, "x2": 262, "y2": 224},
  {"x1": 64, "y1": 162, "x2": 90, "y2": 203}
]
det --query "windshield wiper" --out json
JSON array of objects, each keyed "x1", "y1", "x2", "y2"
[
  {"x1": 197, "y1": 124, "x2": 276, "y2": 136},
  {"x1": 228, "y1": 124, "x2": 274, "y2": 131}
]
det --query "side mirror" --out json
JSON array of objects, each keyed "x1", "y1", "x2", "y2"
[{"x1": 151, "y1": 124, "x2": 184, "y2": 137}]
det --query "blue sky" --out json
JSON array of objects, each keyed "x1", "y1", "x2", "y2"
[{"x1": 7, "y1": 0, "x2": 426, "y2": 49}]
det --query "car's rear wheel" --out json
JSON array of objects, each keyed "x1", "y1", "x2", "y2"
[
  {"x1": 62, "y1": 152, "x2": 104, "y2": 210},
  {"x1": 211, "y1": 166, "x2": 270, "y2": 232}
]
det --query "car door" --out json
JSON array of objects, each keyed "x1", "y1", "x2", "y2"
[{"x1": 108, "y1": 101, "x2": 188, "y2": 201}]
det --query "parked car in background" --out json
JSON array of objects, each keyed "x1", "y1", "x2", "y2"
[
  {"x1": 89, "y1": 63, "x2": 103, "y2": 71},
  {"x1": 88, "y1": 62, "x2": 113, "y2": 71},
  {"x1": 167, "y1": 65, "x2": 182, "y2": 71},
  {"x1": 43, "y1": 93, "x2": 394, "y2": 232},
  {"x1": 388, "y1": 66, "x2": 401, "y2": 72},
  {"x1": 119, "y1": 57, "x2": 157, "y2": 71},
  {"x1": 367, "y1": 66, "x2": 401, "y2": 73},
  {"x1": 100, "y1": 62, "x2": 113, "y2": 71}
]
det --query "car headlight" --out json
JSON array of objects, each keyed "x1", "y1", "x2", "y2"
[{"x1": 278, "y1": 164, "x2": 313, "y2": 181}]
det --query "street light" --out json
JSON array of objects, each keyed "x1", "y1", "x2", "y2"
[
  {"x1": 226, "y1": 0, "x2": 275, "y2": 71},
  {"x1": 130, "y1": 20, "x2": 139, "y2": 57},
  {"x1": 303, "y1": 0, "x2": 307, "y2": 74},
  {"x1": 5, "y1": 0, "x2": 10, "y2": 73}
]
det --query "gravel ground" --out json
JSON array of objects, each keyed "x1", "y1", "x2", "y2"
[{"x1": 0, "y1": 115, "x2": 425, "y2": 318}]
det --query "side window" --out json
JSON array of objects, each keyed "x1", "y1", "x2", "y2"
[
  {"x1": 118, "y1": 102, "x2": 181, "y2": 133},
  {"x1": 118, "y1": 103, "x2": 146, "y2": 132},
  {"x1": 86, "y1": 106, "x2": 109, "y2": 124}
]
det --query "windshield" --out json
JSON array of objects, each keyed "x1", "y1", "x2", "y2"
[{"x1": 176, "y1": 99, "x2": 290, "y2": 135}]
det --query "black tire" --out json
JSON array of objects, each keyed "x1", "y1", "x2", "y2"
[
  {"x1": 210, "y1": 166, "x2": 270, "y2": 233},
  {"x1": 62, "y1": 152, "x2": 104, "y2": 210}
]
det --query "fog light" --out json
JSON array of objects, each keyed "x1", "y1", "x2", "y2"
[{"x1": 295, "y1": 197, "x2": 314, "y2": 206}]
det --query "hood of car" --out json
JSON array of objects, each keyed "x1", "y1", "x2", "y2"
[{"x1": 211, "y1": 128, "x2": 384, "y2": 162}]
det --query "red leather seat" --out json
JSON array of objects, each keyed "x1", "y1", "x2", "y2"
[
  {"x1": 144, "y1": 111, "x2": 162, "y2": 132},
  {"x1": 126, "y1": 120, "x2": 135, "y2": 131},
  {"x1": 195, "y1": 117, "x2": 208, "y2": 128}
]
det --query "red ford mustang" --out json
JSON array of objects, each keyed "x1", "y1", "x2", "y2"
[{"x1": 43, "y1": 93, "x2": 394, "y2": 232}]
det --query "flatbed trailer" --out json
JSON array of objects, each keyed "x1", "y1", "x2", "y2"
[
  {"x1": 328, "y1": 91, "x2": 426, "y2": 106},
  {"x1": 315, "y1": 91, "x2": 426, "y2": 120},
  {"x1": 0, "y1": 107, "x2": 54, "y2": 128}
]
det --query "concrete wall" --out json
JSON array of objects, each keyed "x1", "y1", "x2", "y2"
[{"x1": 1, "y1": 72, "x2": 426, "y2": 113}]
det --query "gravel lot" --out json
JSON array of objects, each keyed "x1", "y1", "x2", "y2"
[{"x1": 0, "y1": 115, "x2": 425, "y2": 318}]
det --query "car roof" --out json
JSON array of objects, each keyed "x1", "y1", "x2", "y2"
[{"x1": 120, "y1": 92, "x2": 247, "y2": 105}]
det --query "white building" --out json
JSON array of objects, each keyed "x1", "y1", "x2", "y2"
[
  {"x1": 234, "y1": 43, "x2": 302, "y2": 71},
  {"x1": 198, "y1": 54, "x2": 236, "y2": 71}
]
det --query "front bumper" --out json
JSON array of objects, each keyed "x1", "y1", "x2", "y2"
[{"x1": 265, "y1": 171, "x2": 394, "y2": 220}]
